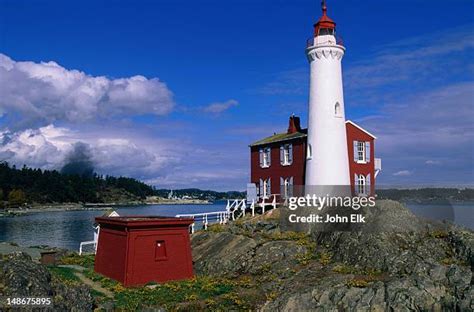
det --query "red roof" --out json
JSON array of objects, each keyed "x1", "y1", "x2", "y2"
[{"x1": 313, "y1": 1, "x2": 336, "y2": 35}]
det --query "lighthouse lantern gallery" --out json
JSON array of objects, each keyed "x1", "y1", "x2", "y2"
[{"x1": 249, "y1": 1, "x2": 382, "y2": 202}]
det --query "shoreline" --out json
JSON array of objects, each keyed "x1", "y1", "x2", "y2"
[{"x1": 0, "y1": 199, "x2": 213, "y2": 217}]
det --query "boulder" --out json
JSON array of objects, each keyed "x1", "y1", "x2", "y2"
[{"x1": 0, "y1": 252, "x2": 94, "y2": 311}]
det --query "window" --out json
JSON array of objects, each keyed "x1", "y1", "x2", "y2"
[
  {"x1": 318, "y1": 28, "x2": 334, "y2": 36},
  {"x1": 280, "y1": 144, "x2": 293, "y2": 166},
  {"x1": 355, "y1": 174, "x2": 371, "y2": 196},
  {"x1": 280, "y1": 177, "x2": 294, "y2": 198},
  {"x1": 261, "y1": 178, "x2": 271, "y2": 198},
  {"x1": 357, "y1": 141, "x2": 365, "y2": 162},
  {"x1": 353, "y1": 141, "x2": 371, "y2": 163},
  {"x1": 334, "y1": 102, "x2": 341, "y2": 117},
  {"x1": 357, "y1": 174, "x2": 366, "y2": 195},
  {"x1": 259, "y1": 147, "x2": 271, "y2": 168},
  {"x1": 307, "y1": 144, "x2": 312, "y2": 160}
]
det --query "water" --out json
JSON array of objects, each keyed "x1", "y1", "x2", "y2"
[
  {"x1": 0, "y1": 201, "x2": 472, "y2": 250},
  {"x1": 404, "y1": 201, "x2": 474, "y2": 230},
  {"x1": 0, "y1": 202, "x2": 226, "y2": 250}
]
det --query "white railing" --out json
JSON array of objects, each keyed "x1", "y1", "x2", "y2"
[
  {"x1": 375, "y1": 158, "x2": 382, "y2": 178},
  {"x1": 79, "y1": 226, "x2": 100, "y2": 255},
  {"x1": 176, "y1": 195, "x2": 278, "y2": 234},
  {"x1": 258, "y1": 194, "x2": 278, "y2": 213},
  {"x1": 226, "y1": 198, "x2": 256, "y2": 219},
  {"x1": 176, "y1": 210, "x2": 230, "y2": 234}
]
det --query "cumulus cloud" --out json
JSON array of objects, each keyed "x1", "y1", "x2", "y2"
[
  {"x1": 0, "y1": 124, "x2": 248, "y2": 190},
  {"x1": 0, "y1": 125, "x2": 178, "y2": 179},
  {"x1": 0, "y1": 53, "x2": 175, "y2": 129},
  {"x1": 425, "y1": 160, "x2": 442, "y2": 165},
  {"x1": 203, "y1": 99, "x2": 238, "y2": 114}
]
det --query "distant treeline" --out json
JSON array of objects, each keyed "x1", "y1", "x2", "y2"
[
  {"x1": 0, "y1": 162, "x2": 244, "y2": 207},
  {"x1": 0, "y1": 162, "x2": 155, "y2": 205},
  {"x1": 377, "y1": 188, "x2": 474, "y2": 201}
]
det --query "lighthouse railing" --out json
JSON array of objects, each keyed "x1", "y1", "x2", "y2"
[{"x1": 306, "y1": 35, "x2": 344, "y2": 48}]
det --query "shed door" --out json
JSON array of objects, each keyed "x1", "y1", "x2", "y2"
[{"x1": 129, "y1": 233, "x2": 193, "y2": 285}]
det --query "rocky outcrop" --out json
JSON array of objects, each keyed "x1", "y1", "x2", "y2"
[
  {"x1": 191, "y1": 200, "x2": 474, "y2": 311},
  {"x1": 0, "y1": 252, "x2": 94, "y2": 311}
]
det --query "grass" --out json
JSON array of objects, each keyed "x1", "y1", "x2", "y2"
[
  {"x1": 82, "y1": 268, "x2": 262, "y2": 311},
  {"x1": 58, "y1": 253, "x2": 95, "y2": 269},
  {"x1": 207, "y1": 224, "x2": 226, "y2": 233},
  {"x1": 345, "y1": 278, "x2": 371, "y2": 288},
  {"x1": 47, "y1": 266, "x2": 81, "y2": 284},
  {"x1": 428, "y1": 230, "x2": 449, "y2": 239},
  {"x1": 332, "y1": 264, "x2": 382, "y2": 276}
]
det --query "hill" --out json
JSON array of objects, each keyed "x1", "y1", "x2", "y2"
[{"x1": 0, "y1": 162, "x2": 244, "y2": 207}]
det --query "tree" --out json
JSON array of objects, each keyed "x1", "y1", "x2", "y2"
[{"x1": 8, "y1": 189, "x2": 27, "y2": 208}]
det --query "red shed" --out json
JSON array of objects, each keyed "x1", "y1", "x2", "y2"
[{"x1": 94, "y1": 216, "x2": 194, "y2": 287}]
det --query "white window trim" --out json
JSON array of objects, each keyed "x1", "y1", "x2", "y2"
[
  {"x1": 262, "y1": 178, "x2": 271, "y2": 199},
  {"x1": 283, "y1": 178, "x2": 290, "y2": 198},
  {"x1": 356, "y1": 141, "x2": 367, "y2": 164},
  {"x1": 357, "y1": 175, "x2": 366, "y2": 196},
  {"x1": 261, "y1": 147, "x2": 271, "y2": 168},
  {"x1": 281, "y1": 144, "x2": 292, "y2": 166}
]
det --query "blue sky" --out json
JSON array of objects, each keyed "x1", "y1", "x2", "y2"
[{"x1": 0, "y1": 0, "x2": 473, "y2": 190}]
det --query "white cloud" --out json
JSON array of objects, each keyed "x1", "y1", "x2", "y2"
[
  {"x1": 0, "y1": 53, "x2": 175, "y2": 128},
  {"x1": 344, "y1": 26, "x2": 474, "y2": 106},
  {"x1": 425, "y1": 160, "x2": 442, "y2": 165},
  {"x1": 0, "y1": 124, "x2": 249, "y2": 190},
  {"x1": 393, "y1": 170, "x2": 412, "y2": 176},
  {"x1": 0, "y1": 125, "x2": 178, "y2": 178},
  {"x1": 203, "y1": 99, "x2": 238, "y2": 114}
]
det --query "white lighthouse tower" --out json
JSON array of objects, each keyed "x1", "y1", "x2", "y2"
[{"x1": 305, "y1": 1, "x2": 350, "y2": 194}]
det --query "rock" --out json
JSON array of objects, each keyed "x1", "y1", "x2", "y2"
[
  {"x1": 0, "y1": 252, "x2": 52, "y2": 297},
  {"x1": 0, "y1": 252, "x2": 94, "y2": 311},
  {"x1": 191, "y1": 200, "x2": 474, "y2": 311},
  {"x1": 191, "y1": 231, "x2": 258, "y2": 276}
]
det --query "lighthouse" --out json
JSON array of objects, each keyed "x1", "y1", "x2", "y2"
[{"x1": 305, "y1": 1, "x2": 350, "y2": 194}]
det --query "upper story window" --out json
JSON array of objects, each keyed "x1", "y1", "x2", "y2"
[
  {"x1": 357, "y1": 141, "x2": 365, "y2": 161},
  {"x1": 353, "y1": 141, "x2": 371, "y2": 163},
  {"x1": 259, "y1": 147, "x2": 271, "y2": 168},
  {"x1": 307, "y1": 144, "x2": 313, "y2": 160},
  {"x1": 280, "y1": 144, "x2": 293, "y2": 166}
]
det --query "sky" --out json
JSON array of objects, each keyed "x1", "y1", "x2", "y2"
[{"x1": 0, "y1": 0, "x2": 473, "y2": 191}]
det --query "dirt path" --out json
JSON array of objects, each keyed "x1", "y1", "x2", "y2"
[{"x1": 73, "y1": 271, "x2": 115, "y2": 298}]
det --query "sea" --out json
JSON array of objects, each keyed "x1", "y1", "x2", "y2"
[{"x1": 0, "y1": 200, "x2": 472, "y2": 251}]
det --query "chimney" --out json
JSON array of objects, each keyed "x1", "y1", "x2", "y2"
[{"x1": 287, "y1": 115, "x2": 302, "y2": 134}]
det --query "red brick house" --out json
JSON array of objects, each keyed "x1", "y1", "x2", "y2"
[{"x1": 249, "y1": 116, "x2": 381, "y2": 200}]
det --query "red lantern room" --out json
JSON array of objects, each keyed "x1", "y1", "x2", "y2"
[
  {"x1": 94, "y1": 216, "x2": 194, "y2": 287},
  {"x1": 314, "y1": 0, "x2": 336, "y2": 36}
]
